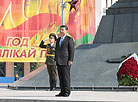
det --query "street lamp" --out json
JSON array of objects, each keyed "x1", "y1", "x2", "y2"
[
  {"x1": 61, "y1": 0, "x2": 78, "y2": 25},
  {"x1": 62, "y1": 0, "x2": 65, "y2": 25}
]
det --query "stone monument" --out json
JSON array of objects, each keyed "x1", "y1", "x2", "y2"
[{"x1": 94, "y1": 0, "x2": 138, "y2": 43}]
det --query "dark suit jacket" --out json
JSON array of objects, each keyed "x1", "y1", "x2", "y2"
[{"x1": 55, "y1": 35, "x2": 74, "y2": 65}]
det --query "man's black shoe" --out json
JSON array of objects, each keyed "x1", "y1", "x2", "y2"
[
  {"x1": 62, "y1": 93, "x2": 70, "y2": 97},
  {"x1": 55, "y1": 93, "x2": 64, "y2": 97}
]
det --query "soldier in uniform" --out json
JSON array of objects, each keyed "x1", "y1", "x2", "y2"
[{"x1": 39, "y1": 33, "x2": 57, "y2": 91}]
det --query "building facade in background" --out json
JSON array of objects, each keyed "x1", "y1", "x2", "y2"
[{"x1": 0, "y1": 0, "x2": 117, "y2": 82}]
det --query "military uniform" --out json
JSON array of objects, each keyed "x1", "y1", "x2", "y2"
[{"x1": 39, "y1": 40, "x2": 57, "y2": 90}]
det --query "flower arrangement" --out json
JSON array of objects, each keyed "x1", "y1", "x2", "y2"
[{"x1": 117, "y1": 53, "x2": 138, "y2": 86}]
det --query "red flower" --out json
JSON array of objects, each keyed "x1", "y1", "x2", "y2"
[{"x1": 118, "y1": 57, "x2": 138, "y2": 80}]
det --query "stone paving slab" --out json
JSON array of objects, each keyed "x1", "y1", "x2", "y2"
[{"x1": 0, "y1": 88, "x2": 138, "y2": 102}]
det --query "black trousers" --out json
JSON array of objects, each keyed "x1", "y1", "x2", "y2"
[{"x1": 57, "y1": 65, "x2": 71, "y2": 94}]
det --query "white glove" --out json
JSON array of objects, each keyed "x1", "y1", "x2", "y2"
[
  {"x1": 56, "y1": 34, "x2": 59, "y2": 39},
  {"x1": 43, "y1": 38, "x2": 49, "y2": 42}
]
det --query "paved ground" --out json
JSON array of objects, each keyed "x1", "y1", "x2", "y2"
[{"x1": 0, "y1": 88, "x2": 138, "y2": 102}]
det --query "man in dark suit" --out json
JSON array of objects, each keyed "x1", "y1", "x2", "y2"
[{"x1": 55, "y1": 25, "x2": 74, "y2": 97}]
